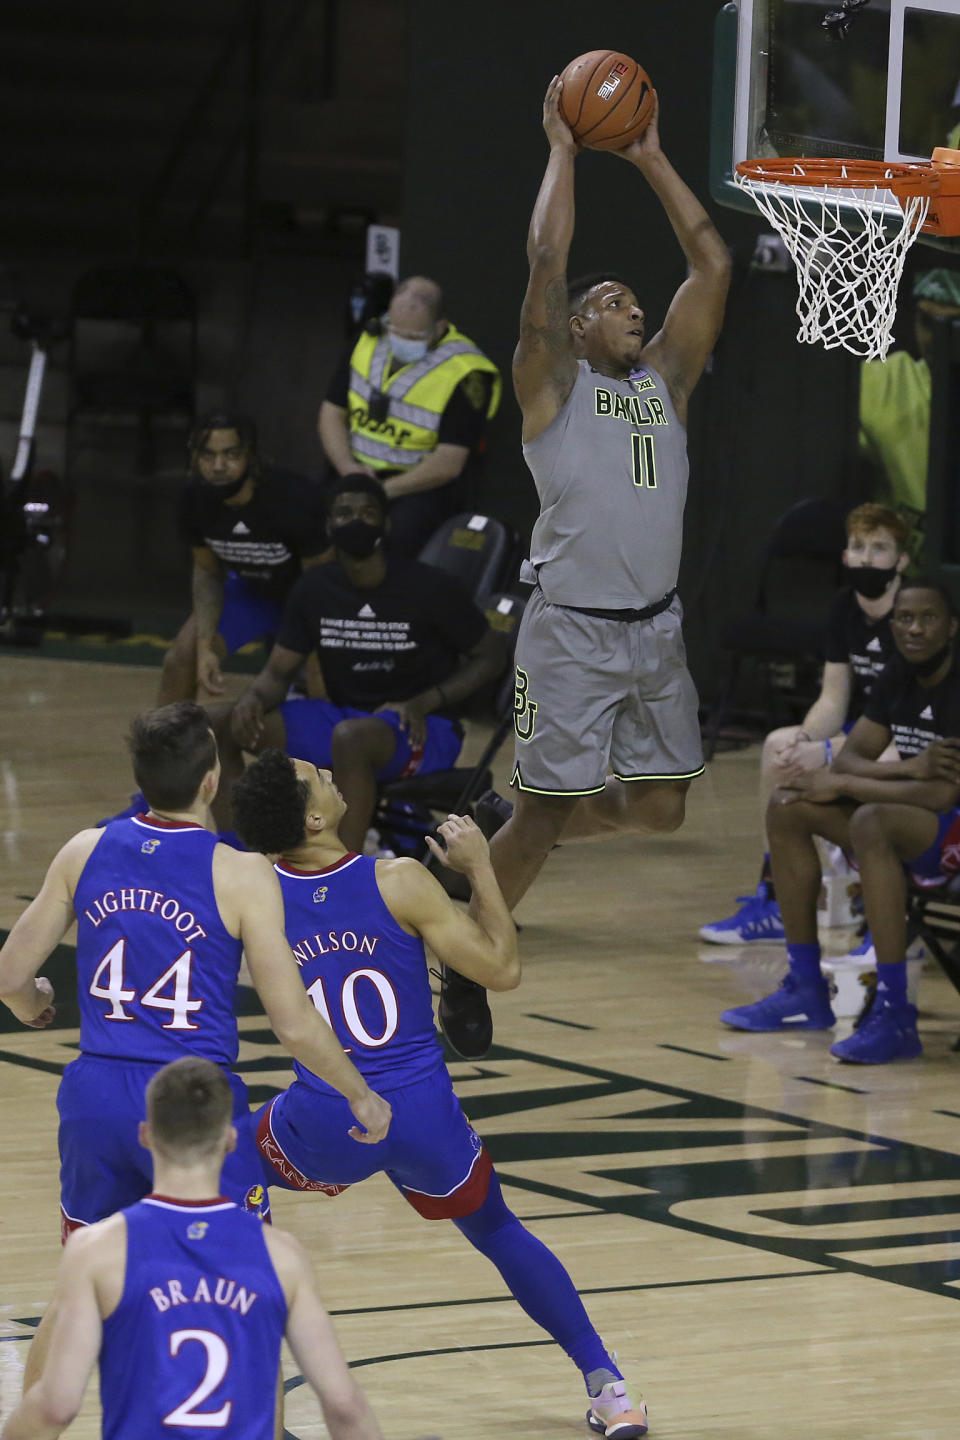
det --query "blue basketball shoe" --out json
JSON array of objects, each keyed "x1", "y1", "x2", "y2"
[
  {"x1": 830, "y1": 998, "x2": 922, "y2": 1063},
  {"x1": 721, "y1": 972, "x2": 835, "y2": 1031},
  {"x1": 699, "y1": 882, "x2": 786, "y2": 945}
]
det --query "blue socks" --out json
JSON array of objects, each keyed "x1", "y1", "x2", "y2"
[
  {"x1": 876, "y1": 960, "x2": 908, "y2": 1007},
  {"x1": 787, "y1": 941, "x2": 823, "y2": 987},
  {"x1": 454, "y1": 1173, "x2": 621, "y2": 1392}
]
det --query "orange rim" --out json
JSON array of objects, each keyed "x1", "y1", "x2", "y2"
[{"x1": 735, "y1": 156, "x2": 938, "y2": 198}]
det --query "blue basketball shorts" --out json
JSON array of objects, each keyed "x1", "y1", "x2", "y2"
[
  {"x1": 217, "y1": 572, "x2": 283, "y2": 654},
  {"x1": 57, "y1": 1054, "x2": 269, "y2": 1241},
  {"x1": 254, "y1": 1067, "x2": 492, "y2": 1219},
  {"x1": 906, "y1": 805, "x2": 960, "y2": 885},
  {"x1": 278, "y1": 698, "x2": 463, "y2": 782}
]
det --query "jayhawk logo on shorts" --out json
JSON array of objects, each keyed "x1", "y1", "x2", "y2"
[
  {"x1": 244, "y1": 1184, "x2": 266, "y2": 1216},
  {"x1": 141, "y1": 839, "x2": 161, "y2": 854},
  {"x1": 186, "y1": 1221, "x2": 209, "y2": 1240},
  {"x1": 313, "y1": 886, "x2": 328, "y2": 904}
]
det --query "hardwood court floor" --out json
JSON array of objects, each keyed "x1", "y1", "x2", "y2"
[{"x1": 2, "y1": 655, "x2": 960, "y2": 1438}]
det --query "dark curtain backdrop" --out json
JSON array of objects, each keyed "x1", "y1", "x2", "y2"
[{"x1": 401, "y1": 0, "x2": 864, "y2": 696}]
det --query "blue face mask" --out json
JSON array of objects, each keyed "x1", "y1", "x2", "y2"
[{"x1": 388, "y1": 335, "x2": 429, "y2": 366}]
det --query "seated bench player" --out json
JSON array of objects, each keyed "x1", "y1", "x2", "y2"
[
  {"x1": 215, "y1": 473, "x2": 502, "y2": 852},
  {"x1": 158, "y1": 412, "x2": 328, "y2": 705},
  {"x1": 701, "y1": 503, "x2": 909, "y2": 945},
  {"x1": 231, "y1": 749, "x2": 650, "y2": 1440},
  {"x1": 720, "y1": 577, "x2": 960, "y2": 1064}
]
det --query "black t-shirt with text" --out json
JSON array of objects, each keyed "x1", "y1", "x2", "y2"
[
  {"x1": 276, "y1": 556, "x2": 489, "y2": 710},
  {"x1": 863, "y1": 654, "x2": 960, "y2": 757},
  {"x1": 822, "y1": 587, "x2": 896, "y2": 721},
  {"x1": 178, "y1": 466, "x2": 327, "y2": 604}
]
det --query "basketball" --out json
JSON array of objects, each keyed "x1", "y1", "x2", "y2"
[{"x1": 558, "y1": 50, "x2": 655, "y2": 151}]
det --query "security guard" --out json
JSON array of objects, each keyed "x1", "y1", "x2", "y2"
[{"x1": 319, "y1": 275, "x2": 501, "y2": 554}]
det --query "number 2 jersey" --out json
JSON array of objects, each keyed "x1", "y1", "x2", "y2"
[
  {"x1": 99, "y1": 1196, "x2": 286, "y2": 1440},
  {"x1": 522, "y1": 358, "x2": 689, "y2": 609},
  {"x1": 274, "y1": 851, "x2": 444, "y2": 1093},
  {"x1": 73, "y1": 815, "x2": 242, "y2": 1065}
]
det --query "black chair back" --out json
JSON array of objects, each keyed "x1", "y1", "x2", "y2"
[{"x1": 418, "y1": 512, "x2": 515, "y2": 603}]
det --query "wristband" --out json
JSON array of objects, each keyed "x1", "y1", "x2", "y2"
[{"x1": 823, "y1": 738, "x2": 833, "y2": 765}]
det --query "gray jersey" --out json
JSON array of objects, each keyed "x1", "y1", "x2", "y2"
[{"x1": 521, "y1": 359, "x2": 688, "y2": 609}]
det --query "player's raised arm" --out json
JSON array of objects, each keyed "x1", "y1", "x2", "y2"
[
  {"x1": 378, "y1": 816, "x2": 520, "y2": 990},
  {"x1": 216, "y1": 850, "x2": 391, "y2": 1143},
  {"x1": 513, "y1": 75, "x2": 580, "y2": 441},
  {"x1": 0, "y1": 829, "x2": 101, "y2": 1029},
  {"x1": 267, "y1": 1229, "x2": 384, "y2": 1440},
  {"x1": 614, "y1": 97, "x2": 731, "y2": 418}
]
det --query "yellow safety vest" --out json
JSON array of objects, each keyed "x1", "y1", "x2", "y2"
[
  {"x1": 346, "y1": 323, "x2": 501, "y2": 474},
  {"x1": 858, "y1": 350, "x2": 930, "y2": 516}
]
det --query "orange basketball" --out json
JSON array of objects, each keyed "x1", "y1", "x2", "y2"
[{"x1": 558, "y1": 50, "x2": 655, "y2": 152}]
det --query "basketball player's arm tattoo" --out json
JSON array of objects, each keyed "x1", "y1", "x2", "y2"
[
  {"x1": 514, "y1": 145, "x2": 578, "y2": 412},
  {"x1": 192, "y1": 547, "x2": 225, "y2": 647}
]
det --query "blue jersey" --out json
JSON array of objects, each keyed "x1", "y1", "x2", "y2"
[
  {"x1": 74, "y1": 816, "x2": 242, "y2": 1066},
  {"x1": 100, "y1": 1196, "x2": 287, "y2": 1440},
  {"x1": 275, "y1": 852, "x2": 443, "y2": 1092}
]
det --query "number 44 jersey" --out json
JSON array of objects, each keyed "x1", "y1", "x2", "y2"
[
  {"x1": 100, "y1": 1196, "x2": 287, "y2": 1440},
  {"x1": 275, "y1": 852, "x2": 445, "y2": 1093},
  {"x1": 74, "y1": 816, "x2": 243, "y2": 1066}
]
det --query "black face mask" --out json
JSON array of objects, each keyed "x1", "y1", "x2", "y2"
[
  {"x1": 902, "y1": 641, "x2": 952, "y2": 677},
  {"x1": 330, "y1": 518, "x2": 384, "y2": 560},
  {"x1": 844, "y1": 563, "x2": 899, "y2": 600},
  {"x1": 204, "y1": 473, "x2": 248, "y2": 500}
]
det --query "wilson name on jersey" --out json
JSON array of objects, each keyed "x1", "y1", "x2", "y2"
[{"x1": 276, "y1": 852, "x2": 443, "y2": 1092}]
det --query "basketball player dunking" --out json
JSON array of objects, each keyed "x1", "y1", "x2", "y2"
[
  {"x1": 1, "y1": 1058, "x2": 383, "y2": 1440},
  {"x1": 440, "y1": 75, "x2": 731, "y2": 1058}
]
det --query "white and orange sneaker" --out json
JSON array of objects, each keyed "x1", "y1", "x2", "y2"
[{"x1": 586, "y1": 1379, "x2": 648, "y2": 1438}]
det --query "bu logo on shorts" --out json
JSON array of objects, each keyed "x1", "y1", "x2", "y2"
[{"x1": 513, "y1": 667, "x2": 538, "y2": 742}]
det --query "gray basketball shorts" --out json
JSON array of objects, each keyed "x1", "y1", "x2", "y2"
[{"x1": 511, "y1": 587, "x2": 704, "y2": 796}]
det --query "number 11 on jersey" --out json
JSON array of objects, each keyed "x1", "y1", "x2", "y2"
[{"x1": 631, "y1": 433, "x2": 657, "y2": 489}]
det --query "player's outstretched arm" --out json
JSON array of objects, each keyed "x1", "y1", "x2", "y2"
[
  {"x1": 378, "y1": 817, "x2": 520, "y2": 991},
  {"x1": 1, "y1": 1227, "x2": 109, "y2": 1440},
  {"x1": 614, "y1": 96, "x2": 731, "y2": 414},
  {"x1": 221, "y1": 852, "x2": 391, "y2": 1142},
  {"x1": 0, "y1": 830, "x2": 100, "y2": 1029},
  {"x1": 514, "y1": 75, "x2": 580, "y2": 441},
  {"x1": 267, "y1": 1229, "x2": 384, "y2": 1440}
]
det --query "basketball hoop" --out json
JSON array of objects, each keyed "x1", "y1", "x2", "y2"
[{"x1": 734, "y1": 148, "x2": 960, "y2": 360}]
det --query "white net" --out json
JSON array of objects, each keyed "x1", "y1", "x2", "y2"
[{"x1": 735, "y1": 166, "x2": 931, "y2": 361}]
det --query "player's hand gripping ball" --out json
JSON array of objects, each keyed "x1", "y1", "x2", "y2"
[{"x1": 558, "y1": 50, "x2": 655, "y2": 151}]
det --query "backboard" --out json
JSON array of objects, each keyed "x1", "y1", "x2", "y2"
[{"x1": 711, "y1": 0, "x2": 960, "y2": 244}]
